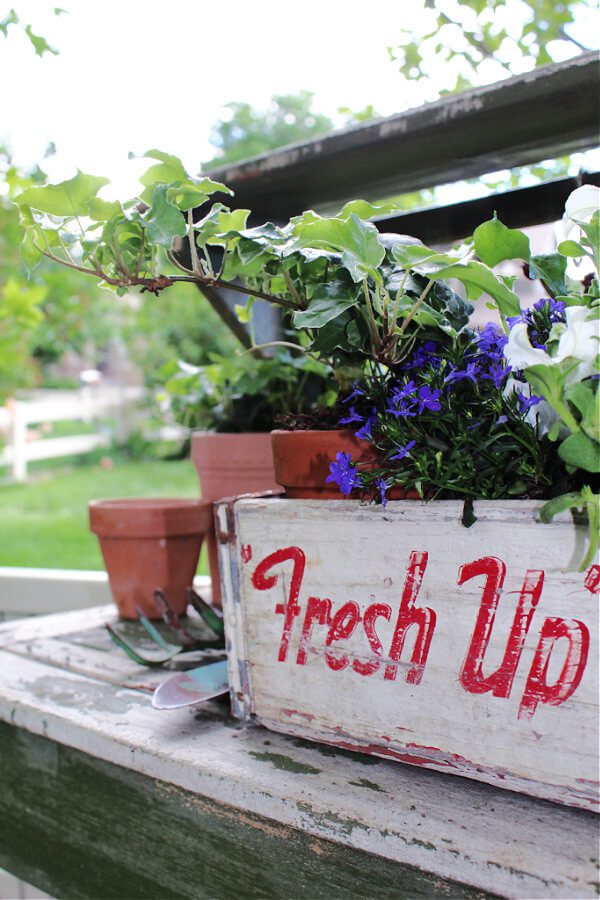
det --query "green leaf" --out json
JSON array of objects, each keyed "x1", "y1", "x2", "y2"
[
  {"x1": 139, "y1": 150, "x2": 189, "y2": 204},
  {"x1": 565, "y1": 381, "x2": 600, "y2": 440},
  {"x1": 0, "y1": 8, "x2": 18, "y2": 36},
  {"x1": 295, "y1": 214, "x2": 385, "y2": 282},
  {"x1": 293, "y1": 284, "x2": 357, "y2": 329},
  {"x1": 539, "y1": 491, "x2": 590, "y2": 523},
  {"x1": 15, "y1": 171, "x2": 110, "y2": 217},
  {"x1": 558, "y1": 432, "x2": 600, "y2": 473},
  {"x1": 24, "y1": 24, "x2": 58, "y2": 56},
  {"x1": 557, "y1": 239, "x2": 586, "y2": 258},
  {"x1": 167, "y1": 177, "x2": 232, "y2": 211},
  {"x1": 529, "y1": 253, "x2": 568, "y2": 298},
  {"x1": 143, "y1": 184, "x2": 186, "y2": 247},
  {"x1": 86, "y1": 197, "x2": 122, "y2": 221},
  {"x1": 337, "y1": 199, "x2": 402, "y2": 220},
  {"x1": 473, "y1": 216, "x2": 530, "y2": 266},
  {"x1": 434, "y1": 261, "x2": 522, "y2": 319}
]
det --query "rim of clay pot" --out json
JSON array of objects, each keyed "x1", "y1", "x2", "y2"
[{"x1": 89, "y1": 498, "x2": 213, "y2": 539}]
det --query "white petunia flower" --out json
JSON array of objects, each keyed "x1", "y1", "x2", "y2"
[
  {"x1": 564, "y1": 185, "x2": 600, "y2": 227},
  {"x1": 504, "y1": 306, "x2": 599, "y2": 384}
]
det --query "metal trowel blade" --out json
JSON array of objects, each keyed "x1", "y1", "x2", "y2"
[{"x1": 152, "y1": 659, "x2": 229, "y2": 709}]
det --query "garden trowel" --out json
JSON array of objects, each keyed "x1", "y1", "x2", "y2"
[{"x1": 152, "y1": 658, "x2": 229, "y2": 709}]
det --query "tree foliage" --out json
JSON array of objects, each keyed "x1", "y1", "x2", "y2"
[
  {"x1": 0, "y1": 5, "x2": 64, "y2": 57},
  {"x1": 389, "y1": 0, "x2": 596, "y2": 97}
]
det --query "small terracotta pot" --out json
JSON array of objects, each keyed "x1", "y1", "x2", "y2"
[
  {"x1": 271, "y1": 429, "x2": 376, "y2": 499},
  {"x1": 89, "y1": 498, "x2": 213, "y2": 620},
  {"x1": 190, "y1": 432, "x2": 281, "y2": 605},
  {"x1": 271, "y1": 429, "x2": 421, "y2": 500}
]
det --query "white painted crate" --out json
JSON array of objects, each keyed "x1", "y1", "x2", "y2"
[{"x1": 216, "y1": 496, "x2": 599, "y2": 812}]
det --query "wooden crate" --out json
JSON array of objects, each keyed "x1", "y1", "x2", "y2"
[{"x1": 216, "y1": 497, "x2": 599, "y2": 812}]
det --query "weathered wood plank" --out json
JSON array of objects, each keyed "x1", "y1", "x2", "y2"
[
  {"x1": 206, "y1": 54, "x2": 600, "y2": 220},
  {"x1": 219, "y1": 498, "x2": 599, "y2": 811},
  {"x1": 0, "y1": 640, "x2": 597, "y2": 897},
  {"x1": 0, "y1": 722, "x2": 495, "y2": 900}
]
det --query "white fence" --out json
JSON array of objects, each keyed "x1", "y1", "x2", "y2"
[{"x1": 0, "y1": 386, "x2": 144, "y2": 482}]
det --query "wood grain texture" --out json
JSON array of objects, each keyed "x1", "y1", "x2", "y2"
[{"x1": 220, "y1": 498, "x2": 599, "y2": 811}]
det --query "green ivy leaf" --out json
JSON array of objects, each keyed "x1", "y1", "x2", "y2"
[
  {"x1": 529, "y1": 253, "x2": 568, "y2": 298},
  {"x1": 337, "y1": 199, "x2": 402, "y2": 220},
  {"x1": 434, "y1": 260, "x2": 522, "y2": 319},
  {"x1": 143, "y1": 184, "x2": 186, "y2": 247},
  {"x1": 293, "y1": 283, "x2": 358, "y2": 328},
  {"x1": 167, "y1": 178, "x2": 232, "y2": 212},
  {"x1": 295, "y1": 214, "x2": 385, "y2": 282},
  {"x1": 473, "y1": 216, "x2": 530, "y2": 266},
  {"x1": 86, "y1": 197, "x2": 122, "y2": 221},
  {"x1": 15, "y1": 171, "x2": 110, "y2": 217}
]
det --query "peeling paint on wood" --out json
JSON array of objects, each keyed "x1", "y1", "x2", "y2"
[
  {"x1": 219, "y1": 498, "x2": 599, "y2": 812},
  {"x1": 0, "y1": 605, "x2": 598, "y2": 897}
]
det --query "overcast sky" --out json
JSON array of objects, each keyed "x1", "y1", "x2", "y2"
[{"x1": 1, "y1": 1, "x2": 598, "y2": 201}]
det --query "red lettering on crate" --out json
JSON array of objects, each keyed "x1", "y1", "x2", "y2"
[
  {"x1": 518, "y1": 617, "x2": 590, "y2": 720},
  {"x1": 252, "y1": 546, "x2": 305, "y2": 662},
  {"x1": 241, "y1": 544, "x2": 253, "y2": 563},
  {"x1": 352, "y1": 603, "x2": 392, "y2": 677},
  {"x1": 297, "y1": 597, "x2": 331, "y2": 665},
  {"x1": 459, "y1": 558, "x2": 544, "y2": 698},
  {"x1": 325, "y1": 602, "x2": 362, "y2": 671},
  {"x1": 384, "y1": 551, "x2": 436, "y2": 685},
  {"x1": 584, "y1": 565, "x2": 600, "y2": 594}
]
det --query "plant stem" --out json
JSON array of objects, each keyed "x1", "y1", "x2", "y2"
[
  {"x1": 400, "y1": 279, "x2": 434, "y2": 334},
  {"x1": 187, "y1": 210, "x2": 202, "y2": 278}
]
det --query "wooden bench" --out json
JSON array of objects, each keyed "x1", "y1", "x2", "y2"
[{"x1": 0, "y1": 605, "x2": 597, "y2": 898}]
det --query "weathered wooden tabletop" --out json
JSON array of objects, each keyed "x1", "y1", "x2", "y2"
[{"x1": 0, "y1": 606, "x2": 597, "y2": 900}]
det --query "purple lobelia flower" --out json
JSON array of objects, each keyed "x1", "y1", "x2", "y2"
[
  {"x1": 386, "y1": 397, "x2": 417, "y2": 418},
  {"x1": 517, "y1": 392, "x2": 543, "y2": 414},
  {"x1": 339, "y1": 405, "x2": 364, "y2": 426},
  {"x1": 444, "y1": 361, "x2": 479, "y2": 385},
  {"x1": 355, "y1": 409, "x2": 378, "y2": 441},
  {"x1": 417, "y1": 386, "x2": 442, "y2": 413},
  {"x1": 342, "y1": 380, "x2": 366, "y2": 404},
  {"x1": 404, "y1": 341, "x2": 442, "y2": 371},
  {"x1": 390, "y1": 439, "x2": 416, "y2": 461},
  {"x1": 326, "y1": 451, "x2": 363, "y2": 495},
  {"x1": 482, "y1": 362, "x2": 512, "y2": 389},
  {"x1": 478, "y1": 323, "x2": 508, "y2": 354},
  {"x1": 375, "y1": 477, "x2": 388, "y2": 509}
]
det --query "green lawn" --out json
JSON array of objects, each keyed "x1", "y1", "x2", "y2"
[{"x1": 0, "y1": 459, "x2": 203, "y2": 570}]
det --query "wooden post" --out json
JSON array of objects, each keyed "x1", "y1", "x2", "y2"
[{"x1": 10, "y1": 403, "x2": 27, "y2": 483}]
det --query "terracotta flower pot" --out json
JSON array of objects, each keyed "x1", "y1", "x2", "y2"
[
  {"x1": 270, "y1": 429, "x2": 377, "y2": 499},
  {"x1": 271, "y1": 429, "x2": 421, "y2": 500},
  {"x1": 89, "y1": 498, "x2": 213, "y2": 620},
  {"x1": 190, "y1": 432, "x2": 280, "y2": 501},
  {"x1": 190, "y1": 432, "x2": 281, "y2": 605}
]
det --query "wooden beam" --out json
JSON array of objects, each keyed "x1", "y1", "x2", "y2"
[
  {"x1": 374, "y1": 172, "x2": 600, "y2": 245},
  {"x1": 206, "y1": 54, "x2": 600, "y2": 221}
]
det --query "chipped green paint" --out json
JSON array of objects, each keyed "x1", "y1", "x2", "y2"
[
  {"x1": 0, "y1": 722, "x2": 495, "y2": 899},
  {"x1": 349, "y1": 778, "x2": 387, "y2": 793},
  {"x1": 248, "y1": 751, "x2": 321, "y2": 775}
]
